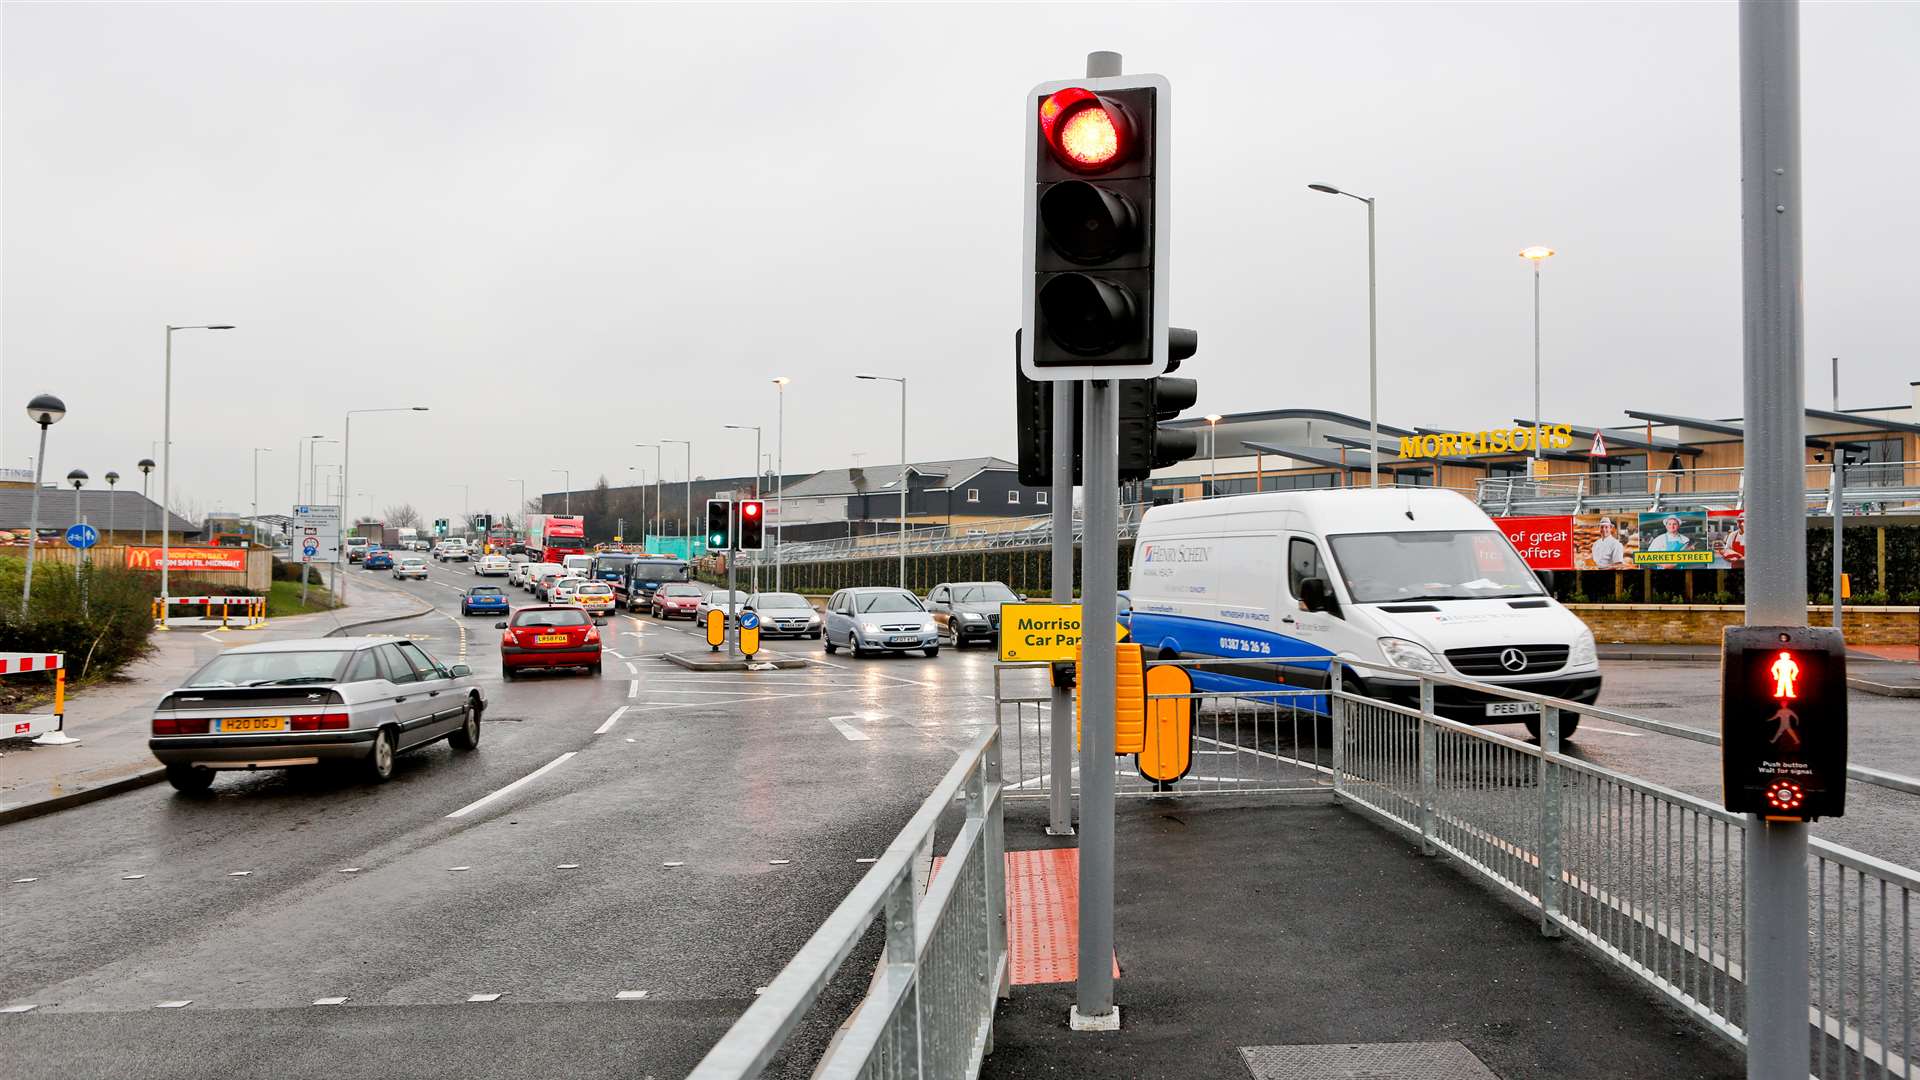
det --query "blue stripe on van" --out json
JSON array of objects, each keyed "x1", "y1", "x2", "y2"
[{"x1": 1127, "y1": 611, "x2": 1333, "y2": 711}]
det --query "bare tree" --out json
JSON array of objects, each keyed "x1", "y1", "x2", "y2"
[{"x1": 383, "y1": 503, "x2": 422, "y2": 529}]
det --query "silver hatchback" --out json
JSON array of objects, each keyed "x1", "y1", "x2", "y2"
[
  {"x1": 822, "y1": 587, "x2": 939, "y2": 658},
  {"x1": 148, "y1": 637, "x2": 487, "y2": 792}
]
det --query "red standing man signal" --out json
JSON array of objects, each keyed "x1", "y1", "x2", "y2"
[{"x1": 1770, "y1": 650, "x2": 1800, "y2": 700}]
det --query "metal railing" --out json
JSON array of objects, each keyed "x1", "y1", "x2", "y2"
[
  {"x1": 1476, "y1": 461, "x2": 1920, "y2": 517},
  {"x1": 689, "y1": 726, "x2": 1008, "y2": 1080}
]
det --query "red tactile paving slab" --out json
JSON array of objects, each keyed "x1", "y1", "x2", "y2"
[{"x1": 1003, "y1": 848, "x2": 1120, "y2": 986}]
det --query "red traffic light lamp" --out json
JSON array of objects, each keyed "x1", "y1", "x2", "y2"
[{"x1": 1039, "y1": 87, "x2": 1134, "y2": 173}]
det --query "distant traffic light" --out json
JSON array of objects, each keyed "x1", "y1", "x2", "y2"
[
  {"x1": 1118, "y1": 328, "x2": 1200, "y2": 482},
  {"x1": 737, "y1": 500, "x2": 764, "y2": 550},
  {"x1": 1021, "y1": 74, "x2": 1172, "y2": 381},
  {"x1": 1722, "y1": 626, "x2": 1847, "y2": 820},
  {"x1": 706, "y1": 499, "x2": 732, "y2": 551}
]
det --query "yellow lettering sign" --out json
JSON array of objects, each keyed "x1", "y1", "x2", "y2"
[{"x1": 1397, "y1": 424, "x2": 1574, "y2": 460}]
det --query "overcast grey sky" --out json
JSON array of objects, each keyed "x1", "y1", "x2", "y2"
[{"x1": 4, "y1": 2, "x2": 1916, "y2": 522}]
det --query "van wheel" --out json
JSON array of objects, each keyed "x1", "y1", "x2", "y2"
[
  {"x1": 166, "y1": 764, "x2": 216, "y2": 794},
  {"x1": 1524, "y1": 714, "x2": 1582, "y2": 742}
]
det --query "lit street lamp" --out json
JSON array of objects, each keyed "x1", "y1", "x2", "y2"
[
  {"x1": 855, "y1": 373, "x2": 908, "y2": 588},
  {"x1": 1308, "y1": 182, "x2": 1380, "y2": 487},
  {"x1": 1519, "y1": 245, "x2": 1556, "y2": 460},
  {"x1": 20, "y1": 393, "x2": 66, "y2": 613},
  {"x1": 161, "y1": 323, "x2": 235, "y2": 602}
]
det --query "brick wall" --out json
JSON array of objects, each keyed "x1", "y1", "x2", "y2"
[{"x1": 1571, "y1": 604, "x2": 1920, "y2": 646}]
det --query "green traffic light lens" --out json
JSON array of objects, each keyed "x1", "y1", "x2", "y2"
[{"x1": 1039, "y1": 181, "x2": 1137, "y2": 264}]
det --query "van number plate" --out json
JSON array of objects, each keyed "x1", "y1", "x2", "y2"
[{"x1": 1486, "y1": 702, "x2": 1542, "y2": 717}]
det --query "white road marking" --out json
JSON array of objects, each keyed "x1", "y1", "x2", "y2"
[
  {"x1": 616, "y1": 990, "x2": 649, "y2": 1000},
  {"x1": 855, "y1": 857, "x2": 877, "y2": 864},
  {"x1": 594, "y1": 706, "x2": 630, "y2": 735},
  {"x1": 556, "y1": 863, "x2": 580, "y2": 870},
  {"x1": 312, "y1": 997, "x2": 348, "y2": 1006},
  {"x1": 466, "y1": 993, "x2": 502, "y2": 1003},
  {"x1": 338, "y1": 867, "x2": 361, "y2": 874},
  {"x1": 0, "y1": 1004, "x2": 40, "y2": 1013},
  {"x1": 663, "y1": 861, "x2": 685, "y2": 868},
  {"x1": 121, "y1": 874, "x2": 145, "y2": 881},
  {"x1": 607, "y1": 650, "x2": 628, "y2": 659},
  {"x1": 447, "y1": 866, "x2": 471, "y2": 872},
  {"x1": 445, "y1": 751, "x2": 577, "y2": 819},
  {"x1": 827, "y1": 715, "x2": 871, "y2": 741},
  {"x1": 227, "y1": 871, "x2": 252, "y2": 877},
  {"x1": 155, "y1": 1000, "x2": 192, "y2": 1009},
  {"x1": 628, "y1": 680, "x2": 640, "y2": 698},
  {"x1": 768, "y1": 859, "x2": 791, "y2": 866},
  {"x1": 625, "y1": 662, "x2": 638, "y2": 675},
  {"x1": 11, "y1": 878, "x2": 38, "y2": 884}
]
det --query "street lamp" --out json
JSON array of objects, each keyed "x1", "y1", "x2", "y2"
[
  {"x1": 772, "y1": 377, "x2": 790, "y2": 590},
  {"x1": 506, "y1": 477, "x2": 526, "y2": 522},
  {"x1": 66, "y1": 470, "x2": 88, "y2": 569},
  {"x1": 1308, "y1": 182, "x2": 1380, "y2": 488},
  {"x1": 552, "y1": 469, "x2": 571, "y2": 515},
  {"x1": 636, "y1": 444, "x2": 663, "y2": 550},
  {"x1": 161, "y1": 323, "x2": 235, "y2": 602},
  {"x1": 250, "y1": 449, "x2": 271, "y2": 547},
  {"x1": 104, "y1": 471, "x2": 120, "y2": 540},
  {"x1": 1519, "y1": 245, "x2": 1556, "y2": 460},
  {"x1": 724, "y1": 424, "x2": 763, "y2": 594},
  {"x1": 136, "y1": 458, "x2": 154, "y2": 544},
  {"x1": 339, "y1": 406, "x2": 427, "y2": 603},
  {"x1": 855, "y1": 373, "x2": 908, "y2": 588},
  {"x1": 1205, "y1": 414, "x2": 1223, "y2": 495},
  {"x1": 20, "y1": 393, "x2": 67, "y2": 612},
  {"x1": 663, "y1": 440, "x2": 691, "y2": 552}
]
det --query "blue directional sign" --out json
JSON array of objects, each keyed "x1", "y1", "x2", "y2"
[
  {"x1": 739, "y1": 610, "x2": 760, "y2": 630},
  {"x1": 65, "y1": 523, "x2": 98, "y2": 549}
]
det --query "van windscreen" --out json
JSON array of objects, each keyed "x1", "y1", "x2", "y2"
[{"x1": 1327, "y1": 530, "x2": 1542, "y2": 603}]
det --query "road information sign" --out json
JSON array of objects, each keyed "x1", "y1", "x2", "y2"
[
  {"x1": 997, "y1": 603, "x2": 1128, "y2": 662},
  {"x1": 292, "y1": 504, "x2": 341, "y2": 564},
  {"x1": 65, "y1": 524, "x2": 98, "y2": 549}
]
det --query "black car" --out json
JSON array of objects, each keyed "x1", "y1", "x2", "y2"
[{"x1": 925, "y1": 581, "x2": 1022, "y2": 648}]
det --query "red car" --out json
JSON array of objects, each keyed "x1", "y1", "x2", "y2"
[
  {"x1": 650, "y1": 582, "x2": 705, "y2": 620},
  {"x1": 498, "y1": 605, "x2": 603, "y2": 678}
]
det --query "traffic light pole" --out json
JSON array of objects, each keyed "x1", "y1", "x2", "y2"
[
  {"x1": 1736, "y1": 4, "x2": 1810, "y2": 1078},
  {"x1": 1071, "y1": 48, "x2": 1124, "y2": 1033},
  {"x1": 727, "y1": 534, "x2": 739, "y2": 660},
  {"x1": 1048, "y1": 370, "x2": 1076, "y2": 839}
]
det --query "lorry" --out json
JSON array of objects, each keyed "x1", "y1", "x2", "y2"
[
  {"x1": 523, "y1": 514, "x2": 588, "y2": 564},
  {"x1": 1126, "y1": 488, "x2": 1600, "y2": 739}
]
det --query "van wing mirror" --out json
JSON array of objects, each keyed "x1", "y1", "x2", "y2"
[{"x1": 1299, "y1": 577, "x2": 1338, "y2": 615}]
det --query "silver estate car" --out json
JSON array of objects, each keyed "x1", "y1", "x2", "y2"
[
  {"x1": 149, "y1": 637, "x2": 486, "y2": 792},
  {"x1": 822, "y1": 587, "x2": 939, "y2": 658}
]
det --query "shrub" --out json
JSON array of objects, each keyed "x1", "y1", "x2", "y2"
[{"x1": 0, "y1": 557, "x2": 156, "y2": 681}]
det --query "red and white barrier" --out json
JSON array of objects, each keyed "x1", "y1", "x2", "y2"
[
  {"x1": 0, "y1": 650, "x2": 74, "y2": 745},
  {"x1": 0, "y1": 653, "x2": 61, "y2": 675}
]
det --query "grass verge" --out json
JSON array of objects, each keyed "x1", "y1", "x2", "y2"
[{"x1": 266, "y1": 579, "x2": 339, "y2": 618}]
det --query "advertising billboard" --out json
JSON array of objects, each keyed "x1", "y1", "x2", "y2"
[
  {"x1": 1494, "y1": 515, "x2": 1573, "y2": 570},
  {"x1": 1501, "y1": 510, "x2": 1746, "y2": 572},
  {"x1": 124, "y1": 546, "x2": 248, "y2": 573}
]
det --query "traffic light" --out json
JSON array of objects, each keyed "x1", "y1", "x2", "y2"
[
  {"x1": 1118, "y1": 328, "x2": 1200, "y2": 482},
  {"x1": 738, "y1": 500, "x2": 764, "y2": 550},
  {"x1": 1021, "y1": 74, "x2": 1172, "y2": 381},
  {"x1": 1721, "y1": 626, "x2": 1847, "y2": 820},
  {"x1": 706, "y1": 498, "x2": 732, "y2": 551},
  {"x1": 1015, "y1": 329, "x2": 1082, "y2": 487}
]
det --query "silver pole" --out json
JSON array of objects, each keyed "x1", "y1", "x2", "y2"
[
  {"x1": 1366, "y1": 196, "x2": 1379, "y2": 488},
  {"x1": 20, "y1": 423, "x2": 50, "y2": 613},
  {"x1": 1832, "y1": 457, "x2": 1843, "y2": 630},
  {"x1": 140, "y1": 468, "x2": 149, "y2": 545},
  {"x1": 1048, "y1": 369, "x2": 1075, "y2": 839},
  {"x1": 339, "y1": 415, "x2": 352, "y2": 606},
  {"x1": 898, "y1": 379, "x2": 907, "y2": 589},
  {"x1": 1532, "y1": 263, "x2": 1543, "y2": 459},
  {"x1": 1077, "y1": 376, "x2": 1118, "y2": 1024},
  {"x1": 776, "y1": 383, "x2": 785, "y2": 591},
  {"x1": 1737, "y1": 3, "x2": 1810, "y2": 1078},
  {"x1": 161, "y1": 327, "x2": 173, "y2": 601},
  {"x1": 1830, "y1": 356, "x2": 1838, "y2": 411},
  {"x1": 754, "y1": 428, "x2": 762, "y2": 596}
]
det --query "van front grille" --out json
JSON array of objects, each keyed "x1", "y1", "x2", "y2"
[{"x1": 1445, "y1": 644, "x2": 1568, "y2": 676}]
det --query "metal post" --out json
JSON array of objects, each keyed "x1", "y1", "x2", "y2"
[
  {"x1": 1531, "y1": 261, "x2": 1543, "y2": 460},
  {"x1": 754, "y1": 427, "x2": 762, "y2": 596},
  {"x1": 338, "y1": 416, "x2": 352, "y2": 606},
  {"x1": 1738, "y1": 3, "x2": 1811, "y2": 1077},
  {"x1": 161, "y1": 327, "x2": 173, "y2": 602},
  {"x1": 1076, "y1": 375, "x2": 1119, "y2": 1028},
  {"x1": 1417, "y1": 678, "x2": 1437, "y2": 856},
  {"x1": 1831, "y1": 458, "x2": 1843, "y2": 631},
  {"x1": 140, "y1": 466, "x2": 150, "y2": 545},
  {"x1": 1329, "y1": 663, "x2": 1346, "y2": 801},
  {"x1": 1538, "y1": 705, "x2": 1563, "y2": 938},
  {"x1": 898, "y1": 379, "x2": 908, "y2": 589},
  {"x1": 1366, "y1": 197, "x2": 1379, "y2": 488},
  {"x1": 20, "y1": 423, "x2": 50, "y2": 613},
  {"x1": 1048, "y1": 373, "x2": 1075, "y2": 838},
  {"x1": 775, "y1": 380, "x2": 786, "y2": 590},
  {"x1": 726, "y1": 512, "x2": 739, "y2": 660}
]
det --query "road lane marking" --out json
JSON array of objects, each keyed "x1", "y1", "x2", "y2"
[
  {"x1": 628, "y1": 680, "x2": 639, "y2": 698},
  {"x1": 0, "y1": 1004, "x2": 40, "y2": 1013},
  {"x1": 768, "y1": 859, "x2": 791, "y2": 866},
  {"x1": 625, "y1": 662, "x2": 638, "y2": 675},
  {"x1": 467, "y1": 994, "x2": 502, "y2": 1003},
  {"x1": 663, "y1": 861, "x2": 685, "y2": 867},
  {"x1": 594, "y1": 706, "x2": 630, "y2": 735},
  {"x1": 121, "y1": 874, "x2": 146, "y2": 881},
  {"x1": 827, "y1": 715, "x2": 871, "y2": 741},
  {"x1": 448, "y1": 866, "x2": 471, "y2": 872},
  {"x1": 227, "y1": 871, "x2": 252, "y2": 877},
  {"x1": 312, "y1": 997, "x2": 348, "y2": 1006},
  {"x1": 445, "y1": 752, "x2": 577, "y2": 818},
  {"x1": 155, "y1": 1000, "x2": 192, "y2": 1009},
  {"x1": 556, "y1": 863, "x2": 580, "y2": 870},
  {"x1": 616, "y1": 990, "x2": 649, "y2": 1000}
]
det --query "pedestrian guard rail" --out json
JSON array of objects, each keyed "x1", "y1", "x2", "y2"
[
  {"x1": 0, "y1": 652, "x2": 71, "y2": 744},
  {"x1": 689, "y1": 725, "x2": 1007, "y2": 1080},
  {"x1": 152, "y1": 595, "x2": 267, "y2": 630}
]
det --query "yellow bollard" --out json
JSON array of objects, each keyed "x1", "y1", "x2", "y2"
[{"x1": 54, "y1": 666, "x2": 65, "y2": 718}]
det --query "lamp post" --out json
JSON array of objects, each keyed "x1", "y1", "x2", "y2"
[
  {"x1": 725, "y1": 424, "x2": 763, "y2": 594},
  {"x1": 1205, "y1": 414, "x2": 1223, "y2": 495},
  {"x1": 67, "y1": 470, "x2": 88, "y2": 619},
  {"x1": 507, "y1": 477, "x2": 526, "y2": 519},
  {"x1": 104, "y1": 471, "x2": 120, "y2": 541},
  {"x1": 306, "y1": 436, "x2": 334, "y2": 510},
  {"x1": 19, "y1": 396, "x2": 66, "y2": 613},
  {"x1": 339, "y1": 407, "x2": 427, "y2": 603},
  {"x1": 1308, "y1": 183, "x2": 1380, "y2": 487},
  {"x1": 772, "y1": 377, "x2": 790, "y2": 589},
  {"x1": 136, "y1": 458, "x2": 154, "y2": 544},
  {"x1": 552, "y1": 469, "x2": 570, "y2": 516},
  {"x1": 161, "y1": 323, "x2": 235, "y2": 602},
  {"x1": 1519, "y1": 246, "x2": 1555, "y2": 459},
  {"x1": 664, "y1": 440, "x2": 691, "y2": 553},
  {"x1": 453, "y1": 484, "x2": 470, "y2": 535},
  {"x1": 855, "y1": 373, "x2": 908, "y2": 588},
  {"x1": 636, "y1": 444, "x2": 663, "y2": 551},
  {"x1": 250, "y1": 449, "x2": 271, "y2": 547}
]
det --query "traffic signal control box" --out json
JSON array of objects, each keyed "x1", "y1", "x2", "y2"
[{"x1": 1721, "y1": 625, "x2": 1846, "y2": 820}]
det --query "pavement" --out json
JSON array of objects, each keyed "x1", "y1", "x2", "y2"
[
  {"x1": 1598, "y1": 642, "x2": 1920, "y2": 697},
  {"x1": 980, "y1": 798, "x2": 1743, "y2": 1080}
]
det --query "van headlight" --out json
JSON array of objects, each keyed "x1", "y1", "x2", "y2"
[
  {"x1": 1569, "y1": 628, "x2": 1597, "y2": 668},
  {"x1": 1379, "y1": 637, "x2": 1444, "y2": 674}
]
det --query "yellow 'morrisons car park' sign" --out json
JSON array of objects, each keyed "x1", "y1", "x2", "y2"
[{"x1": 1397, "y1": 423, "x2": 1576, "y2": 459}]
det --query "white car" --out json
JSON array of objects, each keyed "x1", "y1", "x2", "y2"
[
  {"x1": 435, "y1": 540, "x2": 470, "y2": 563},
  {"x1": 572, "y1": 581, "x2": 616, "y2": 616},
  {"x1": 474, "y1": 554, "x2": 510, "y2": 577},
  {"x1": 550, "y1": 576, "x2": 588, "y2": 605},
  {"x1": 522, "y1": 562, "x2": 564, "y2": 592},
  {"x1": 695, "y1": 589, "x2": 748, "y2": 627},
  {"x1": 393, "y1": 556, "x2": 429, "y2": 580}
]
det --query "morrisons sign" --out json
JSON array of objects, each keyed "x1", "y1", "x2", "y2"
[{"x1": 1397, "y1": 424, "x2": 1576, "y2": 460}]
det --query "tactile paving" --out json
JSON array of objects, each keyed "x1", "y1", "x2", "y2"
[
  {"x1": 1003, "y1": 848, "x2": 1120, "y2": 986},
  {"x1": 1240, "y1": 1042, "x2": 1501, "y2": 1080}
]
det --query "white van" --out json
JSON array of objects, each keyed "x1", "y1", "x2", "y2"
[
  {"x1": 1127, "y1": 489, "x2": 1599, "y2": 737},
  {"x1": 562, "y1": 553, "x2": 594, "y2": 580}
]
